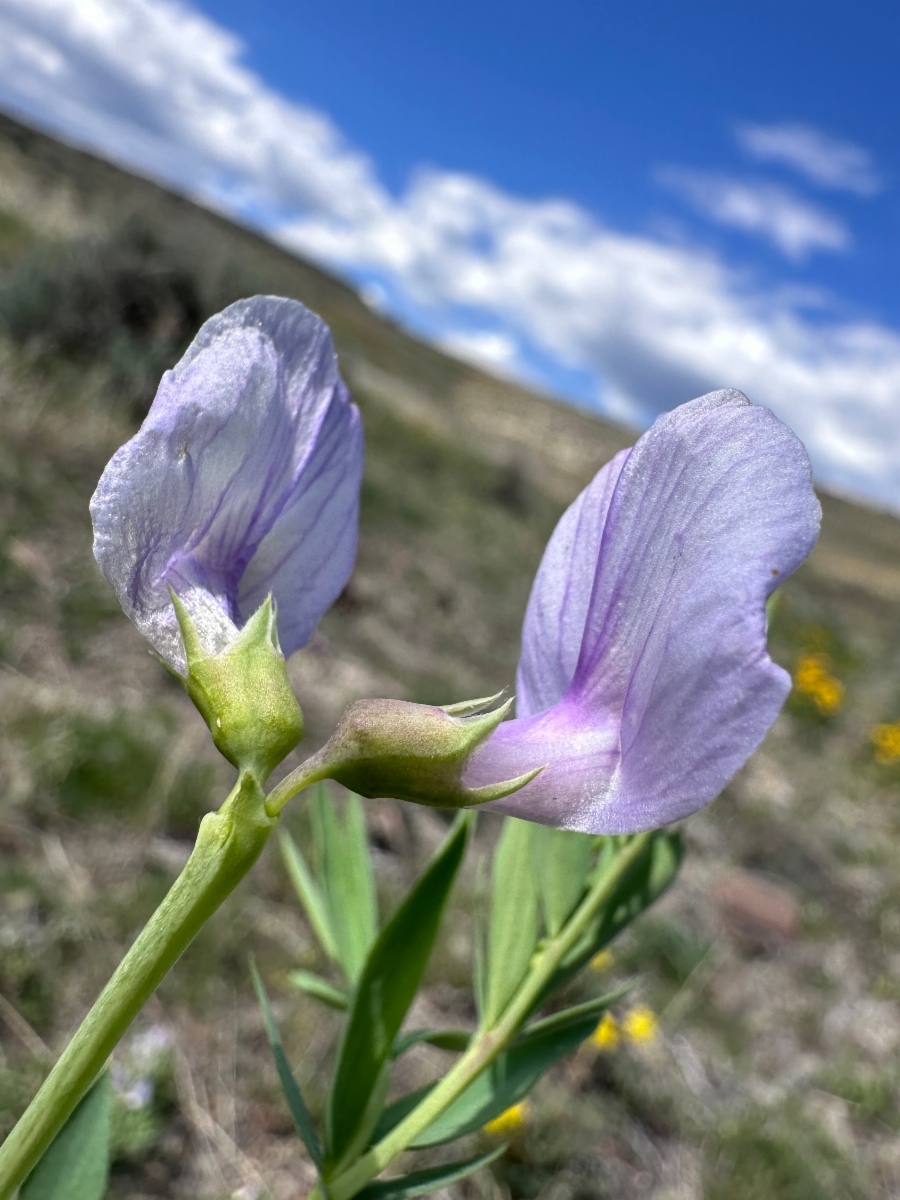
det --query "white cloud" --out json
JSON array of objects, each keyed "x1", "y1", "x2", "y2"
[
  {"x1": 0, "y1": 0, "x2": 900, "y2": 509},
  {"x1": 736, "y1": 121, "x2": 882, "y2": 196},
  {"x1": 657, "y1": 168, "x2": 850, "y2": 260},
  {"x1": 440, "y1": 329, "x2": 523, "y2": 375},
  {"x1": 0, "y1": 0, "x2": 385, "y2": 224},
  {"x1": 283, "y1": 169, "x2": 900, "y2": 507}
]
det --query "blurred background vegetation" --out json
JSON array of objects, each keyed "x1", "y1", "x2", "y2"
[{"x1": 2, "y1": 110, "x2": 900, "y2": 1199}]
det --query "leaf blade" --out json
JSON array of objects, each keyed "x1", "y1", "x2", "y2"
[
  {"x1": 279, "y1": 829, "x2": 339, "y2": 964},
  {"x1": 287, "y1": 968, "x2": 350, "y2": 1011},
  {"x1": 354, "y1": 1144, "x2": 506, "y2": 1200},
  {"x1": 250, "y1": 958, "x2": 323, "y2": 1173},
  {"x1": 484, "y1": 818, "x2": 539, "y2": 1027},
  {"x1": 532, "y1": 825, "x2": 596, "y2": 937},
  {"x1": 539, "y1": 831, "x2": 683, "y2": 1006},
  {"x1": 313, "y1": 786, "x2": 379, "y2": 984},
  {"x1": 413, "y1": 1011, "x2": 605, "y2": 1146},
  {"x1": 373, "y1": 994, "x2": 619, "y2": 1149},
  {"x1": 326, "y1": 813, "x2": 471, "y2": 1167},
  {"x1": 21, "y1": 1072, "x2": 113, "y2": 1200},
  {"x1": 339, "y1": 793, "x2": 380, "y2": 982},
  {"x1": 392, "y1": 1028, "x2": 471, "y2": 1058}
]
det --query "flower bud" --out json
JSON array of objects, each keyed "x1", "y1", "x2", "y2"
[
  {"x1": 269, "y1": 694, "x2": 541, "y2": 813},
  {"x1": 172, "y1": 593, "x2": 304, "y2": 781}
]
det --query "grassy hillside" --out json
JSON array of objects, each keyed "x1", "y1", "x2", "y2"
[{"x1": 2, "y1": 109, "x2": 900, "y2": 1200}]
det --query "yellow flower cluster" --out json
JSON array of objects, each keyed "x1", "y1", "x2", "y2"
[
  {"x1": 591, "y1": 1005, "x2": 659, "y2": 1052},
  {"x1": 793, "y1": 653, "x2": 843, "y2": 716},
  {"x1": 871, "y1": 721, "x2": 900, "y2": 764},
  {"x1": 483, "y1": 1100, "x2": 528, "y2": 1136},
  {"x1": 623, "y1": 1005, "x2": 660, "y2": 1044},
  {"x1": 589, "y1": 949, "x2": 614, "y2": 973},
  {"x1": 591, "y1": 1011, "x2": 620, "y2": 1050}
]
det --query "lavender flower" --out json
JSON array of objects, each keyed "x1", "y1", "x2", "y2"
[
  {"x1": 91, "y1": 296, "x2": 363, "y2": 674},
  {"x1": 462, "y1": 389, "x2": 821, "y2": 833}
]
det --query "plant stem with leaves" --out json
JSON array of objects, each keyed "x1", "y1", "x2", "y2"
[{"x1": 321, "y1": 830, "x2": 653, "y2": 1200}]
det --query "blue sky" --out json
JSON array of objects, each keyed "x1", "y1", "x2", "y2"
[
  {"x1": 1, "y1": 0, "x2": 899, "y2": 507},
  {"x1": 195, "y1": 0, "x2": 900, "y2": 322}
]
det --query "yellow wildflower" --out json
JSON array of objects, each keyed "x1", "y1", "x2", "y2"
[
  {"x1": 871, "y1": 722, "x2": 900, "y2": 764},
  {"x1": 483, "y1": 1100, "x2": 528, "y2": 1137},
  {"x1": 590, "y1": 1011, "x2": 620, "y2": 1051},
  {"x1": 623, "y1": 1005, "x2": 659, "y2": 1046},
  {"x1": 793, "y1": 653, "x2": 843, "y2": 716},
  {"x1": 589, "y1": 949, "x2": 614, "y2": 973}
]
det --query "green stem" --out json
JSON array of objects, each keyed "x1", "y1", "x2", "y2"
[
  {"x1": 265, "y1": 751, "x2": 331, "y2": 817},
  {"x1": 0, "y1": 772, "x2": 278, "y2": 1199},
  {"x1": 326, "y1": 830, "x2": 654, "y2": 1200}
]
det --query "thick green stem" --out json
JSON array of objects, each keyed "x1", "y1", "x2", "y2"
[
  {"x1": 326, "y1": 831, "x2": 654, "y2": 1200},
  {"x1": 0, "y1": 772, "x2": 277, "y2": 1199}
]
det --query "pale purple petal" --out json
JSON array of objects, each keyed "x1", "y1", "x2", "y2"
[
  {"x1": 516, "y1": 449, "x2": 629, "y2": 717},
  {"x1": 464, "y1": 389, "x2": 821, "y2": 833},
  {"x1": 237, "y1": 390, "x2": 362, "y2": 656},
  {"x1": 90, "y1": 297, "x2": 362, "y2": 671}
]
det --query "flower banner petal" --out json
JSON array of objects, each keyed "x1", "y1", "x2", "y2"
[
  {"x1": 91, "y1": 296, "x2": 362, "y2": 670},
  {"x1": 516, "y1": 449, "x2": 629, "y2": 718},
  {"x1": 466, "y1": 390, "x2": 820, "y2": 832}
]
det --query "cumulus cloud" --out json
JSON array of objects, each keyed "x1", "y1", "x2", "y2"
[
  {"x1": 736, "y1": 121, "x2": 883, "y2": 196},
  {"x1": 657, "y1": 168, "x2": 850, "y2": 260},
  {"x1": 440, "y1": 329, "x2": 523, "y2": 375},
  {"x1": 0, "y1": 0, "x2": 385, "y2": 223},
  {"x1": 0, "y1": 0, "x2": 899, "y2": 508},
  {"x1": 283, "y1": 169, "x2": 900, "y2": 506}
]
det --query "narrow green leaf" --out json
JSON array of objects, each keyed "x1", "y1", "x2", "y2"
[
  {"x1": 473, "y1": 859, "x2": 488, "y2": 1020},
  {"x1": 484, "y1": 818, "x2": 539, "y2": 1026},
  {"x1": 21, "y1": 1072, "x2": 112, "y2": 1200},
  {"x1": 647, "y1": 830, "x2": 684, "y2": 896},
  {"x1": 250, "y1": 958, "x2": 323, "y2": 1173},
  {"x1": 531, "y1": 825, "x2": 596, "y2": 937},
  {"x1": 540, "y1": 831, "x2": 683, "y2": 1005},
  {"x1": 326, "y1": 813, "x2": 472, "y2": 1167},
  {"x1": 312, "y1": 785, "x2": 378, "y2": 984},
  {"x1": 341, "y1": 792, "x2": 380, "y2": 979},
  {"x1": 520, "y1": 988, "x2": 631, "y2": 1041},
  {"x1": 355, "y1": 1144, "x2": 506, "y2": 1200},
  {"x1": 374, "y1": 998, "x2": 612, "y2": 1148},
  {"x1": 766, "y1": 588, "x2": 781, "y2": 631},
  {"x1": 581, "y1": 830, "x2": 683, "y2": 962},
  {"x1": 279, "y1": 829, "x2": 339, "y2": 963},
  {"x1": 287, "y1": 969, "x2": 350, "y2": 1010},
  {"x1": 392, "y1": 1028, "x2": 471, "y2": 1058}
]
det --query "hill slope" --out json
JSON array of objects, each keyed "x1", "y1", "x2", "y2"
[{"x1": 2, "y1": 109, "x2": 900, "y2": 1200}]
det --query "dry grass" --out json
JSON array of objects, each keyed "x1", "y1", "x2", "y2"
[{"x1": 1, "y1": 110, "x2": 900, "y2": 1199}]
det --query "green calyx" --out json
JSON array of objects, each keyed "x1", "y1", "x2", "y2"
[
  {"x1": 269, "y1": 693, "x2": 541, "y2": 814},
  {"x1": 172, "y1": 593, "x2": 304, "y2": 781}
]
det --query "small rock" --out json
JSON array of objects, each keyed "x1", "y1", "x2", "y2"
[{"x1": 714, "y1": 870, "x2": 800, "y2": 948}]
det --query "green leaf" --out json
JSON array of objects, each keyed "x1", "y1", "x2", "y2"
[
  {"x1": 766, "y1": 588, "x2": 781, "y2": 631},
  {"x1": 287, "y1": 968, "x2": 350, "y2": 1010},
  {"x1": 21, "y1": 1072, "x2": 112, "y2": 1200},
  {"x1": 312, "y1": 785, "x2": 379, "y2": 984},
  {"x1": 520, "y1": 988, "x2": 631, "y2": 1041},
  {"x1": 540, "y1": 831, "x2": 683, "y2": 1005},
  {"x1": 484, "y1": 818, "x2": 539, "y2": 1027},
  {"x1": 355, "y1": 1144, "x2": 506, "y2": 1200},
  {"x1": 472, "y1": 860, "x2": 488, "y2": 1018},
  {"x1": 250, "y1": 958, "x2": 323, "y2": 1173},
  {"x1": 392, "y1": 1028, "x2": 471, "y2": 1058},
  {"x1": 374, "y1": 992, "x2": 618, "y2": 1149},
  {"x1": 531, "y1": 825, "x2": 596, "y2": 937},
  {"x1": 326, "y1": 813, "x2": 471, "y2": 1168},
  {"x1": 279, "y1": 829, "x2": 339, "y2": 964}
]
